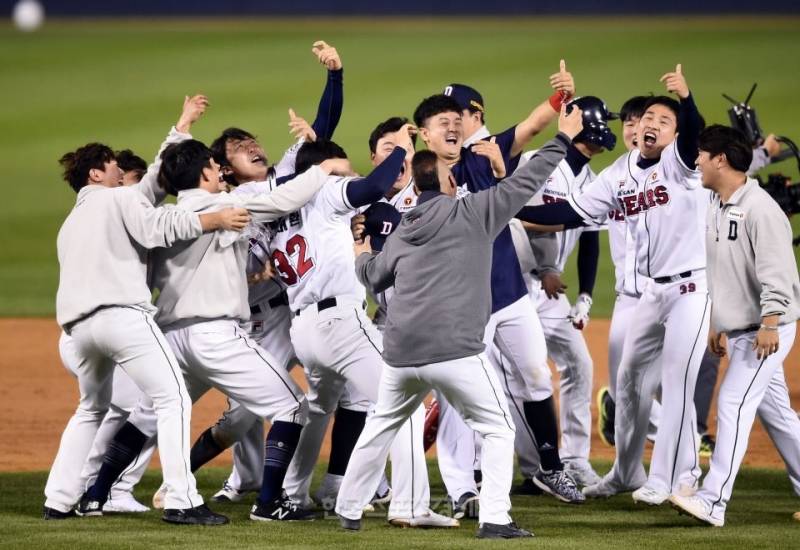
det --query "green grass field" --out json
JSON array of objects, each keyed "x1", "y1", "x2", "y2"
[
  {"x1": 2, "y1": 16, "x2": 800, "y2": 317},
  {"x1": 1, "y1": 462, "x2": 798, "y2": 549}
]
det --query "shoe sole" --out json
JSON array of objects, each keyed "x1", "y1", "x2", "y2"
[
  {"x1": 532, "y1": 477, "x2": 584, "y2": 504},
  {"x1": 102, "y1": 506, "x2": 149, "y2": 513},
  {"x1": 596, "y1": 387, "x2": 614, "y2": 447},
  {"x1": 75, "y1": 510, "x2": 103, "y2": 518},
  {"x1": 668, "y1": 500, "x2": 721, "y2": 527},
  {"x1": 249, "y1": 513, "x2": 316, "y2": 522},
  {"x1": 476, "y1": 531, "x2": 534, "y2": 539},
  {"x1": 633, "y1": 495, "x2": 667, "y2": 506},
  {"x1": 162, "y1": 517, "x2": 229, "y2": 526},
  {"x1": 211, "y1": 494, "x2": 245, "y2": 503},
  {"x1": 388, "y1": 518, "x2": 459, "y2": 529}
]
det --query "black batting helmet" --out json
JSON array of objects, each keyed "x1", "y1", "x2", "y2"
[{"x1": 568, "y1": 96, "x2": 618, "y2": 151}]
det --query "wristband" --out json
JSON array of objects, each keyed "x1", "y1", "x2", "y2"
[
  {"x1": 549, "y1": 91, "x2": 568, "y2": 112},
  {"x1": 760, "y1": 324, "x2": 779, "y2": 332}
]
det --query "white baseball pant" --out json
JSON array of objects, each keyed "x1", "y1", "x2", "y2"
[
  {"x1": 128, "y1": 319, "x2": 308, "y2": 437},
  {"x1": 45, "y1": 307, "x2": 201, "y2": 512},
  {"x1": 531, "y1": 277, "x2": 594, "y2": 469},
  {"x1": 609, "y1": 274, "x2": 710, "y2": 493},
  {"x1": 698, "y1": 323, "x2": 800, "y2": 524},
  {"x1": 290, "y1": 297, "x2": 428, "y2": 518},
  {"x1": 58, "y1": 332, "x2": 155, "y2": 499},
  {"x1": 336, "y1": 353, "x2": 516, "y2": 525},
  {"x1": 435, "y1": 294, "x2": 551, "y2": 498}
]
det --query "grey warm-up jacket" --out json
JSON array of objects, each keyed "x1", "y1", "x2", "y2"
[
  {"x1": 706, "y1": 177, "x2": 800, "y2": 333},
  {"x1": 355, "y1": 132, "x2": 571, "y2": 367}
]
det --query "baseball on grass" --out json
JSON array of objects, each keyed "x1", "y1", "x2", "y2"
[{"x1": 12, "y1": 0, "x2": 45, "y2": 32}]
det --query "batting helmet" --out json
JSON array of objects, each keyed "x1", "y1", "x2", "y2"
[{"x1": 568, "y1": 96, "x2": 618, "y2": 151}]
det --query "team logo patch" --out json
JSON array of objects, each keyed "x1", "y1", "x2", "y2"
[{"x1": 404, "y1": 197, "x2": 412, "y2": 206}]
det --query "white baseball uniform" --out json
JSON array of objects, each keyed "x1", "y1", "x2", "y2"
[
  {"x1": 568, "y1": 140, "x2": 710, "y2": 494},
  {"x1": 268, "y1": 173, "x2": 429, "y2": 518}
]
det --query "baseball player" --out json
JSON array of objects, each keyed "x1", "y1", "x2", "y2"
[
  {"x1": 44, "y1": 140, "x2": 247, "y2": 524},
  {"x1": 519, "y1": 65, "x2": 711, "y2": 505},
  {"x1": 80, "y1": 140, "x2": 348, "y2": 522},
  {"x1": 508, "y1": 95, "x2": 619, "y2": 491},
  {"x1": 268, "y1": 132, "x2": 446, "y2": 527},
  {"x1": 416, "y1": 69, "x2": 586, "y2": 508},
  {"x1": 335, "y1": 107, "x2": 583, "y2": 537},
  {"x1": 55, "y1": 96, "x2": 209, "y2": 514},
  {"x1": 671, "y1": 125, "x2": 800, "y2": 526}
]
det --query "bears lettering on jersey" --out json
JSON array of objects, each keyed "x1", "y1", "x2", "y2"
[
  {"x1": 608, "y1": 209, "x2": 625, "y2": 222},
  {"x1": 617, "y1": 184, "x2": 670, "y2": 217}
]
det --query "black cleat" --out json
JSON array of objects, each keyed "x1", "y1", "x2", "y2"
[
  {"x1": 338, "y1": 513, "x2": 362, "y2": 531},
  {"x1": 512, "y1": 477, "x2": 543, "y2": 496},
  {"x1": 250, "y1": 492, "x2": 316, "y2": 522},
  {"x1": 597, "y1": 386, "x2": 616, "y2": 447},
  {"x1": 162, "y1": 504, "x2": 229, "y2": 526},
  {"x1": 699, "y1": 434, "x2": 716, "y2": 458},
  {"x1": 76, "y1": 494, "x2": 103, "y2": 517},
  {"x1": 476, "y1": 522, "x2": 534, "y2": 539},
  {"x1": 43, "y1": 506, "x2": 76, "y2": 520},
  {"x1": 452, "y1": 491, "x2": 479, "y2": 520}
]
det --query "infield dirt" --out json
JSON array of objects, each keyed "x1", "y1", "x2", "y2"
[{"x1": 1, "y1": 318, "x2": 798, "y2": 472}]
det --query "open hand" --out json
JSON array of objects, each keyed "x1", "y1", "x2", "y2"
[
  {"x1": 288, "y1": 108, "x2": 317, "y2": 142},
  {"x1": 471, "y1": 136, "x2": 506, "y2": 178},
  {"x1": 558, "y1": 102, "x2": 583, "y2": 139},
  {"x1": 176, "y1": 94, "x2": 209, "y2": 133}
]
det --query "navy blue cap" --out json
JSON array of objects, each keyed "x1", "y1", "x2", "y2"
[
  {"x1": 362, "y1": 202, "x2": 401, "y2": 252},
  {"x1": 443, "y1": 83, "x2": 484, "y2": 113}
]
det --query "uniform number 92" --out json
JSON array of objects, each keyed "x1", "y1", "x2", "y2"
[{"x1": 679, "y1": 282, "x2": 696, "y2": 295}]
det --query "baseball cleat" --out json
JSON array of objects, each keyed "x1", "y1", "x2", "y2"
[
  {"x1": 476, "y1": 522, "x2": 533, "y2": 539},
  {"x1": 669, "y1": 494, "x2": 723, "y2": 527},
  {"x1": 76, "y1": 493, "x2": 103, "y2": 517},
  {"x1": 699, "y1": 434, "x2": 716, "y2": 458},
  {"x1": 452, "y1": 491, "x2": 479, "y2": 520},
  {"x1": 388, "y1": 509, "x2": 460, "y2": 528},
  {"x1": 632, "y1": 485, "x2": 669, "y2": 506},
  {"x1": 151, "y1": 483, "x2": 168, "y2": 510},
  {"x1": 533, "y1": 469, "x2": 585, "y2": 504},
  {"x1": 338, "y1": 513, "x2": 362, "y2": 531},
  {"x1": 512, "y1": 477, "x2": 543, "y2": 495},
  {"x1": 564, "y1": 462, "x2": 602, "y2": 487},
  {"x1": 250, "y1": 492, "x2": 316, "y2": 522},
  {"x1": 370, "y1": 486, "x2": 392, "y2": 506},
  {"x1": 597, "y1": 386, "x2": 615, "y2": 447},
  {"x1": 43, "y1": 506, "x2": 77, "y2": 520},
  {"x1": 103, "y1": 492, "x2": 149, "y2": 513},
  {"x1": 211, "y1": 481, "x2": 252, "y2": 503},
  {"x1": 582, "y1": 474, "x2": 638, "y2": 499},
  {"x1": 162, "y1": 504, "x2": 229, "y2": 526}
]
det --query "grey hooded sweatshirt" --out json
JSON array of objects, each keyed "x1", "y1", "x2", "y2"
[{"x1": 355, "y1": 133, "x2": 570, "y2": 367}]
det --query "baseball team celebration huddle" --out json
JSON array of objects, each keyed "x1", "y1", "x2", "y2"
[{"x1": 42, "y1": 40, "x2": 800, "y2": 539}]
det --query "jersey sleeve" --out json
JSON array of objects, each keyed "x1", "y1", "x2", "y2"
[
  {"x1": 575, "y1": 170, "x2": 608, "y2": 231},
  {"x1": 490, "y1": 126, "x2": 517, "y2": 166},
  {"x1": 566, "y1": 164, "x2": 618, "y2": 222},
  {"x1": 317, "y1": 175, "x2": 357, "y2": 217},
  {"x1": 662, "y1": 140, "x2": 701, "y2": 189}
]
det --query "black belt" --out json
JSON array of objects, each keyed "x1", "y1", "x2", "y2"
[
  {"x1": 250, "y1": 291, "x2": 289, "y2": 315},
  {"x1": 294, "y1": 297, "x2": 366, "y2": 317},
  {"x1": 653, "y1": 271, "x2": 693, "y2": 284}
]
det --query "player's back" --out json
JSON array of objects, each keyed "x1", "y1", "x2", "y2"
[
  {"x1": 269, "y1": 175, "x2": 365, "y2": 312},
  {"x1": 57, "y1": 185, "x2": 159, "y2": 328}
]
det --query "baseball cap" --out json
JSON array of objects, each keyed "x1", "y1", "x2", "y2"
[
  {"x1": 443, "y1": 83, "x2": 484, "y2": 113},
  {"x1": 362, "y1": 202, "x2": 401, "y2": 252}
]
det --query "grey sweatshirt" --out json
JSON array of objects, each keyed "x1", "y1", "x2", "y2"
[
  {"x1": 706, "y1": 177, "x2": 800, "y2": 332},
  {"x1": 56, "y1": 185, "x2": 203, "y2": 328},
  {"x1": 151, "y1": 166, "x2": 329, "y2": 328},
  {"x1": 356, "y1": 133, "x2": 570, "y2": 367}
]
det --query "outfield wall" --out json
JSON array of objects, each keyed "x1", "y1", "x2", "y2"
[{"x1": 2, "y1": 0, "x2": 799, "y2": 16}]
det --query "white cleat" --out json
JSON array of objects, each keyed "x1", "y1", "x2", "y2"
[
  {"x1": 582, "y1": 475, "x2": 637, "y2": 499},
  {"x1": 103, "y1": 492, "x2": 150, "y2": 513},
  {"x1": 151, "y1": 483, "x2": 168, "y2": 510},
  {"x1": 211, "y1": 482, "x2": 252, "y2": 503},
  {"x1": 564, "y1": 462, "x2": 602, "y2": 487},
  {"x1": 669, "y1": 494, "x2": 724, "y2": 527},
  {"x1": 388, "y1": 509, "x2": 460, "y2": 528},
  {"x1": 632, "y1": 485, "x2": 669, "y2": 506}
]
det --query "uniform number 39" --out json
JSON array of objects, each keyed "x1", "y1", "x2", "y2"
[
  {"x1": 271, "y1": 235, "x2": 315, "y2": 286},
  {"x1": 679, "y1": 282, "x2": 696, "y2": 295}
]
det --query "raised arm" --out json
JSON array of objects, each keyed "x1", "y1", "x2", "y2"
[
  {"x1": 467, "y1": 105, "x2": 582, "y2": 238},
  {"x1": 310, "y1": 41, "x2": 344, "y2": 140},
  {"x1": 511, "y1": 59, "x2": 575, "y2": 157},
  {"x1": 136, "y1": 95, "x2": 208, "y2": 205},
  {"x1": 344, "y1": 124, "x2": 414, "y2": 208},
  {"x1": 660, "y1": 64, "x2": 701, "y2": 169}
]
